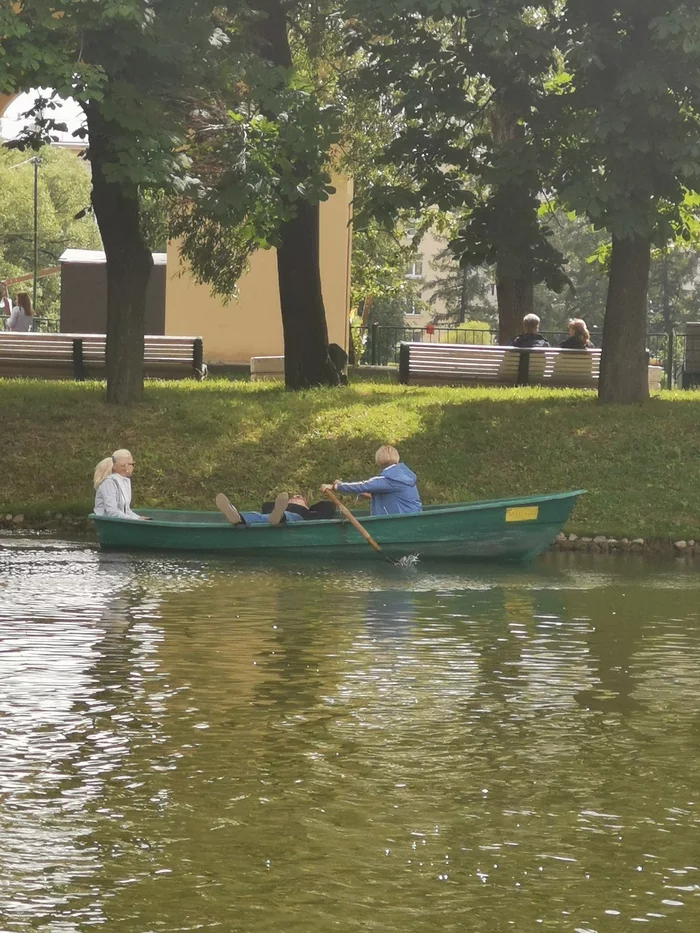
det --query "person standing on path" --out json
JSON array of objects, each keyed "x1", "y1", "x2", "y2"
[{"x1": 5, "y1": 291, "x2": 34, "y2": 332}]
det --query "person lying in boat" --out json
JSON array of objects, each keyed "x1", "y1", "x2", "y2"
[
  {"x1": 215, "y1": 492, "x2": 337, "y2": 526},
  {"x1": 93, "y1": 449, "x2": 149, "y2": 521},
  {"x1": 320, "y1": 445, "x2": 422, "y2": 516},
  {"x1": 262, "y1": 494, "x2": 337, "y2": 521}
]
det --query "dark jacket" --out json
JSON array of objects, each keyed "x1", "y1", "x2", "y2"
[
  {"x1": 512, "y1": 333, "x2": 550, "y2": 348},
  {"x1": 560, "y1": 336, "x2": 594, "y2": 349},
  {"x1": 261, "y1": 499, "x2": 337, "y2": 521}
]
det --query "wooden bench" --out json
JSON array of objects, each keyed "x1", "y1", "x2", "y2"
[
  {"x1": 0, "y1": 332, "x2": 206, "y2": 380},
  {"x1": 399, "y1": 342, "x2": 605, "y2": 388},
  {"x1": 399, "y1": 342, "x2": 663, "y2": 390}
]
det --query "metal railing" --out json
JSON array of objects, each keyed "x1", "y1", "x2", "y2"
[
  {"x1": 354, "y1": 324, "x2": 685, "y2": 388},
  {"x1": 31, "y1": 317, "x2": 60, "y2": 333},
  {"x1": 1, "y1": 316, "x2": 60, "y2": 333}
]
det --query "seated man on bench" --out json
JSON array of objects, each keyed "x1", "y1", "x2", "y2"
[{"x1": 511, "y1": 313, "x2": 550, "y2": 348}]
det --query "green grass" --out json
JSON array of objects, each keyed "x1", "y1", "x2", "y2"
[{"x1": 2, "y1": 377, "x2": 699, "y2": 539}]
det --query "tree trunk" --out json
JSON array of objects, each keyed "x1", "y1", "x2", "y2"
[
  {"x1": 252, "y1": 0, "x2": 338, "y2": 389},
  {"x1": 84, "y1": 104, "x2": 153, "y2": 405},
  {"x1": 496, "y1": 270, "x2": 533, "y2": 344},
  {"x1": 490, "y1": 104, "x2": 536, "y2": 344},
  {"x1": 277, "y1": 200, "x2": 339, "y2": 388},
  {"x1": 598, "y1": 235, "x2": 651, "y2": 404},
  {"x1": 458, "y1": 266, "x2": 469, "y2": 324}
]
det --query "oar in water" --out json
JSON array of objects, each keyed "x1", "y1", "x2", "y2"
[{"x1": 323, "y1": 488, "x2": 399, "y2": 565}]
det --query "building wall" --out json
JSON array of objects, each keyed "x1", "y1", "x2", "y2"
[
  {"x1": 404, "y1": 229, "x2": 449, "y2": 326},
  {"x1": 165, "y1": 177, "x2": 353, "y2": 364},
  {"x1": 60, "y1": 261, "x2": 166, "y2": 334},
  {"x1": 403, "y1": 227, "x2": 497, "y2": 328}
]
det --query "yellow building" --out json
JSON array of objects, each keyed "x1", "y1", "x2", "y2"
[{"x1": 165, "y1": 178, "x2": 353, "y2": 365}]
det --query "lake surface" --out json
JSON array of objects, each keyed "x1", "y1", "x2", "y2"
[{"x1": 1, "y1": 539, "x2": 700, "y2": 932}]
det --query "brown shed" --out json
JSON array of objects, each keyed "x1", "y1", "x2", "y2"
[{"x1": 59, "y1": 249, "x2": 167, "y2": 334}]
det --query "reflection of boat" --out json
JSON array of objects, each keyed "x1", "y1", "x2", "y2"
[{"x1": 90, "y1": 490, "x2": 584, "y2": 562}]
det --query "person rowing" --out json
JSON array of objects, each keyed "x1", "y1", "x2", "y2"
[{"x1": 320, "y1": 445, "x2": 422, "y2": 515}]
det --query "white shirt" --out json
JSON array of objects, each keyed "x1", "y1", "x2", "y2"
[
  {"x1": 94, "y1": 474, "x2": 144, "y2": 520},
  {"x1": 5, "y1": 306, "x2": 32, "y2": 332}
]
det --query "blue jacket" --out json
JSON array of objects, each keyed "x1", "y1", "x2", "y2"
[{"x1": 336, "y1": 463, "x2": 422, "y2": 516}]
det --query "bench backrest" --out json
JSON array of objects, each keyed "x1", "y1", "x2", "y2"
[
  {"x1": 685, "y1": 323, "x2": 700, "y2": 375},
  {"x1": 549, "y1": 348, "x2": 600, "y2": 387},
  {"x1": 0, "y1": 332, "x2": 205, "y2": 380},
  {"x1": 399, "y1": 342, "x2": 601, "y2": 388},
  {"x1": 0, "y1": 332, "x2": 78, "y2": 379}
]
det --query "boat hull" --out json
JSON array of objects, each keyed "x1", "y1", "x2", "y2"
[{"x1": 90, "y1": 490, "x2": 584, "y2": 562}]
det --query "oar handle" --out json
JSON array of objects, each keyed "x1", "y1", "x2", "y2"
[{"x1": 324, "y1": 488, "x2": 383, "y2": 554}]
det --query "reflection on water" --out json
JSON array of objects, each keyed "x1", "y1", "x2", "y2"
[{"x1": 1, "y1": 541, "x2": 700, "y2": 931}]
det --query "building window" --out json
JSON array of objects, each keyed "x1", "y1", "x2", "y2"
[
  {"x1": 405, "y1": 256, "x2": 423, "y2": 279},
  {"x1": 405, "y1": 301, "x2": 421, "y2": 316}
]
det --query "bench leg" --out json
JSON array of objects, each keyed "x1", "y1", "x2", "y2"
[{"x1": 72, "y1": 338, "x2": 85, "y2": 381}]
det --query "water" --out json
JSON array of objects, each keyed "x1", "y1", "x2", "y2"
[{"x1": 1, "y1": 539, "x2": 700, "y2": 932}]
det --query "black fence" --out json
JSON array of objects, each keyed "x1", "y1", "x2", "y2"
[
  {"x1": 354, "y1": 324, "x2": 686, "y2": 388},
  {"x1": 1, "y1": 316, "x2": 59, "y2": 333}
]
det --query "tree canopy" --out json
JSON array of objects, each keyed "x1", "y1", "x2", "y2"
[{"x1": 0, "y1": 144, "x2": 101, "y2": 319}]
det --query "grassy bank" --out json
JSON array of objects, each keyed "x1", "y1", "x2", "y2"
[{"x1": 2, "y1": 377, "x2": 700, "y2": 539}]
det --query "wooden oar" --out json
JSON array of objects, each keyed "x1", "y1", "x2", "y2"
[{"x1": 324, "y1": 488, "x2": 397, "y2": 564}]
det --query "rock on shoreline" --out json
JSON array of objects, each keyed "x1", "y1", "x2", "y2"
[
  {"x1": 551, "y1": 532, "x2": 697, "y2": 556},
  {"x1": 1, "y1": 513, "x2": 91, "y2": 533}
]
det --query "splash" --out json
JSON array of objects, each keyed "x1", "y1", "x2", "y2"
[{"x1": 395, "y1": 553, "x2": 420, "y2": 568}]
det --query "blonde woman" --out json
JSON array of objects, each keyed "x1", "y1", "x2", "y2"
[
  {"x1": 321, "y1": 445, "x2": 422, "y2": 516},
  {"x1": 6, "y1": 292, "x2": 34, "y2": 332},
  {"x1": 93, "y1": 449, "x2": 147, "y2": 520},
  {"x1": 560, "y1": 318, "x2": 594, "y2": 349}
]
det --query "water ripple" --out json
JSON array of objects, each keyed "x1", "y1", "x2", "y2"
[{"x1": 1, "y1": 541, "x2": 700, "y2": 930}]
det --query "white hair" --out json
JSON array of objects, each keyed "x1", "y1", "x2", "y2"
[{"x1": 93, "y1": 449, "x2": 132, "y2": 489}]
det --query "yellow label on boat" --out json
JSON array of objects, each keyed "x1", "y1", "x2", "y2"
[{"x1": 505, "y1": 506, "x2": 539, "y2": 522}]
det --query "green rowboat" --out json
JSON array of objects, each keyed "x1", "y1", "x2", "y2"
[{"x1": 90, "y1": 489, "x2": 584, "y2": 561}]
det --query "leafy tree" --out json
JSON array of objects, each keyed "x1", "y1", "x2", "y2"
[
  {"x1": 647, "y1": 248, "x2": 700, "y2": 334},
  {"x1": 2, "y1": 0, "x2": 221, "y2": 404},
  {"x1": 551, "y1": 2, "x2": 700, "y2": 403},
  {"x1": 0, "y1": 144, "x2": 101, "y2": 320},
  {"x1": 531, "y1": 211, "x2": 609, "y2": 334},
  {"x1": 533, "y1": 212, "x2": 700, "y2": 340},
  {"x1": 350, "y1": 221, "x2": 421, "y2": 311},
  {"x1": 343, "y1": 0, "x2": 569, "y2": 342},
  {"x1": 425, "y1": 246, "x2": 496, "y2": 326},
  {"x1": 172, "y1": 0, "x2": 347, "y2": 389}
]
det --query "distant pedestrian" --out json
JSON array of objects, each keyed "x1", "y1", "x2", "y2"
[
  {"x1": 5, "y1": 291, "x2": 34, "y2": 332},
  {"x1": 560, "y1": 318, "x2": 595, "y2": 349},
  {"x1": 0, "y1": 283, "x2": 11, "y2": 319},
  {"x1": 511, "y1": 313, "x2": 550, "y2": 348}
]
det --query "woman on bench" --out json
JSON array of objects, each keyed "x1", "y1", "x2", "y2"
[{"x1": 560, "y1": 318, "x2": 595, "y2": 349}]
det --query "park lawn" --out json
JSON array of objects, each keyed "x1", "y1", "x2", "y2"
[{"x1": 1, "y1": 377, "x2": 699, "y2": 539}]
